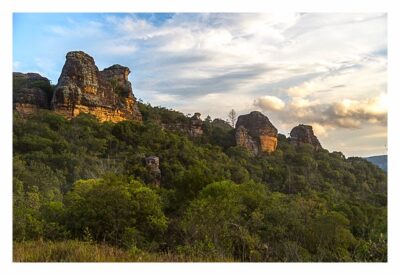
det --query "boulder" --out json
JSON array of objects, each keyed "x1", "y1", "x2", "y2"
[
  {"x1": 235, "y1": 111, "x2": 278, "y2": 154},
  {"x1": 13, "y1": 72, "x2": 52, "y2": 114},
  {"x1": 289, "y1": 124, "x2": 322, "y2": 150}
]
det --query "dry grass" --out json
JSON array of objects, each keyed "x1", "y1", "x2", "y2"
[
  {"x1": 13, "y1": 240, "x2": 233, "y2": 262},
  {"x1": 14, "y1": 240, "x2": 131, "y2": 262}
]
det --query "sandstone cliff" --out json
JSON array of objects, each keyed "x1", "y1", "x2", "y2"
[
  {"x1": 13, "y1": 72, "x2": 52, "y2": 114},
  {"x1": 289, "y1": 124, "x2": 322, "y2": 150},
  {"x1": 235, "y1": 111, "x2": 278, "y2": 154},
  {"x1": 51, "y1": 51, "x2": 142, "y2": 122}
]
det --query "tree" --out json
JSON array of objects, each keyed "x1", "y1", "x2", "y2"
[
  {"x1": 12, "y1": 106, "x2": 387, "y2": 262},
  {"x1": 180, "y1": 181, "x2": 269, "y2": 261},
  {"x1": 64, "y1": 174, "x2": 167, "y2": 249},
  {"x1": 228, "y1": 109, "x2": 237, "y2": 127}
]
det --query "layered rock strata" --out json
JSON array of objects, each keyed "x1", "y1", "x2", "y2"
[
  {"x1": 13, "y1": 72, "x2": 52, "y2": 114},
  {"x1": 51, "y1": 51, "x2": 142, "y2": 122}
]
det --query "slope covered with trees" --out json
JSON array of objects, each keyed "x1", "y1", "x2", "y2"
[{"x1": 13, "y1": 104, "x2": 387, "y2": 262}]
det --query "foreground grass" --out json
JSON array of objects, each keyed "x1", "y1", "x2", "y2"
[{"x1": 14, "y1": 241, "x2": 233, "y2": 262}]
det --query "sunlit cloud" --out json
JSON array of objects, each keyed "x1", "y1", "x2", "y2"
[
  {"x1": 255, "y1": 93, "x2": 387, "y2": 130},
  {"x1": 254, "y1": 95, "x2": 286, "y2": 111}
]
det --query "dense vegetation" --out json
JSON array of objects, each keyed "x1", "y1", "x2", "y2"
[{"x1": 13, "y1": 104, "x2": 387, "y2": 262}]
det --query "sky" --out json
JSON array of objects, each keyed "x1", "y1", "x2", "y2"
[{"x1": 13, "y1": 13, "x2": 387, "y2": 157}]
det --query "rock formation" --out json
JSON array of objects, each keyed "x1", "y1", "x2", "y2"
[
  {"x1": 235, "y1": 111, "x2": 278, "y2": 154},
  {"x1": 235, "y1": 126, "x2": 260, "y2": 154},
  {"x1": 13, "y1": 72, "x2": 52, "y2": 114},
  {"x1": 145, "y1": 156, "x2": 161, "y2": 187},
  {"x1": 51, "y1": 51, "x2": 142, "y2": 122},
  {"x1": 289, "y1": 124, "x2": 322, "y2": 150},
  {"x1": 189, "y1": 112, "x2": 203, "y2": 137}
]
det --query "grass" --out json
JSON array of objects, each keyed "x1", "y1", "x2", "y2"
[{"x1": 13, "y1": 240, "x2": 233, "y2": 262}]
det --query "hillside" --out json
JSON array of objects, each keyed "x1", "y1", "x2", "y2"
[
  {"x1": 365, "y1": 155, "x2": 387, "y2": 172},
  {"x1": 13, "y1": 106, "x2": 387, "y2": 262},
  {"x1": 12, "y1": 51, "x2": 387, "y2": 262}
]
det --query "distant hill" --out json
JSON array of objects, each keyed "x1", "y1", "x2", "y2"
[{"x1": 365, "y1": 155, "x2": 387, "y2": 171}]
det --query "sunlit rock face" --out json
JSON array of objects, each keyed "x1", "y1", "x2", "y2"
[
  {"x1": 13, "y1": 72, "x2": 52, "y2": 115},
  {"x1": 289, "y1": 124, "x2": 322, "y2": 150},
  {"x1": 235, "y1": 111, "x2": 278, "y2": 154},
  {"x1": 51, "y1": 51, "x2": 142, "y2": 123},
  {"x1": 235, "y1": 125, "x2": 260, "y2": 154}
]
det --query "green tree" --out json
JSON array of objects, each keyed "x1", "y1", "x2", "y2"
[
  {"x1": 180, "y1": 181, "x2": 269, "y2": 261},
  {"x1": 64, "y1": 174, "x2": 167, "y2": 249}
]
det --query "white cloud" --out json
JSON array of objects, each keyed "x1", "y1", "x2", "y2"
[
  {"x1": 332, "y1": 95, "x2": 387, "y2": 119},
  {"x1": 311, "y1": 123, "x2": 333, "y2": 137},
  {"x1": 254, "y1": 95, "x2": 286, "y2": 111},
  {"x1": 287, "y1": 81, "x2": 318, "y2": 97},
  {"x1": 255, "y1": 93, "x2": 387, "y2": 131},
  {"x1": 95, "y1": 43, "x2": 137, "y2": 55},
  {"x1": 138, "y1": 90, "x2": 180, "y2": 105},
  {"x1": 22, "y1": 13, "x2": 387, "y2": 156},
  {"x1": 13, "y1": 61, "x2": 21, "y2": 71}
]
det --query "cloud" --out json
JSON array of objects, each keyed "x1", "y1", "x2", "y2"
[
  {"x1": 38, "y1": 14, "x2": 386, "y2": 110},
  {"x1": 135, "y1": 89, "x2": 180, "y2": 105},
  {"x1": 254, "y1": 95, "x2": 286, "y2": 111},
  {"x1": 48, "y1": 20, "x2": 105, "y2": 38},
  {"x1": 310, "y1": 123, "x2": 333, "y2": 137},
  {"x1": 287, "y1": 81, "x2": 318, "y2": 97},
  {"x1": 95, "y1": 43, "x2": 137, "y2": 55},
  {"x1": 328, "y1": 95, "x2": 387, "y2": 124},
  {"x1": 255, "y1": 93, "x2": 387, "y2": 130},
  {"x1": 13, "y1": 13, "x2": 387, "y2": 156},
  {"x1": 13, "y1": 61, "x2": 21, "y2": 71}
]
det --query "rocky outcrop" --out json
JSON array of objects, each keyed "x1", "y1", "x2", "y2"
[
  {"x1": 13, "y1": 72, "x2": 52, "y2": 114},
  {"x1": 289, "y1": 124, "x2": 322, "y2": 150},
  {"x1": 235, "y1": 111, "x2": 278, "y2": 154},
  {"x1": 145, "y1": 156, "x2": 161, "y2": 187},
  {"x1": 189, "y1": 112, "x2": 203, "y2": 137},
  {"x1": 51, "y1": 51, "x2": 142, "y2": 122},
  {"x1": 235, "y1": 126, "x2": 260, "y2": 154}
]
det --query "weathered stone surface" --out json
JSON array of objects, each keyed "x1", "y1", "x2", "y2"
[
  {"x1": 235, "y1": 111, "x2": 278, "y2": 154},
  {"x1": 100, "y1": 64, "x2": 132, "y2": 97},
  {"x1": 189, "y1": 112, "x2": 203, "y2": 137},
  {"x1": 52, "y1": 51, "x2": 142, "y2": 122},
  {"x1": 235, "y1": 125, "x2": 260, "y2": 154},
  {"x1": 289, "y1": 124, "x2": 322, "y2": 150},
  {"x1": 13, "y1": 72, "x2": 52, "y2": 114},
  {"x1": 259, "y1": 135, "x2": 278, "y2": 152},
  {"x1": 145, "y1": 156, "x2": 161, "y2": 187}
]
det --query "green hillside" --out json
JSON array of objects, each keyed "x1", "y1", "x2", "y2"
[{"x1": 13, "y1": 104, "x2": 387, "y2": 262}]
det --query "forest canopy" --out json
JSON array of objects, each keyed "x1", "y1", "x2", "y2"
[{"x1": 13, "y1": 105, "x2": 387, "y2": 262}]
